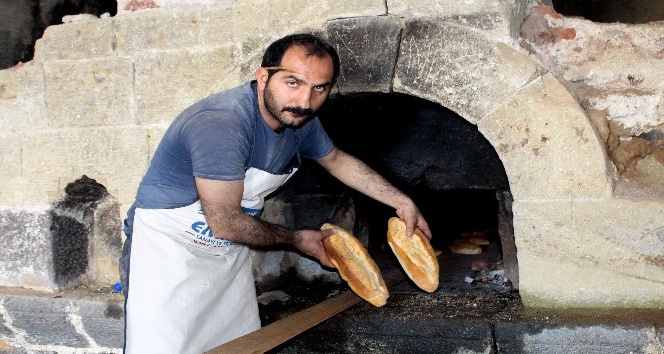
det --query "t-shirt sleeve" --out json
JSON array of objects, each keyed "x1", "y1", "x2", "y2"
[
  {"x1": 181, "y1": 110, "x2": 249, "y2": 180},
  {"x1": 298, "y1": 117, "x2": 335, "y2": 159}
]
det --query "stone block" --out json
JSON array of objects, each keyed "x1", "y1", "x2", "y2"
[
  {"x1": 43, "y1": 58, "x2": 133, "y2": 128},
  {"x1": 146, "y1": 124, "x2": 168, "y2": 159},
  {"x1": 495, "y1": 322, "x2": 656, "y2": 354},
  {"x1": 327, "y1": 16, "x2": 402, "y2": 93},
  {"x1": 134, "y1": 46, "x2": 238, "y2": 125},
  {"x1": 198, "y1": 6, "x2": 237, "y2": 50},
  {"x1": 389, "y1": 0, "x2": 528, "y2": 38},
  {"x1": 479, "y1": 74, "x2": 614, "y2": 200},
  {"x1": 0, "y1": 63, "x2": 46, "y2": 131},
  {"x1": 34, "y1": 17, "x2": 114, "y2": 62},
  {"x1": 21, "y1": 127, "x2": 149, "y2": 207},
  {"x1": 0, "y1": 209, "x2": 54, "y2": 290},
  {"x1": 117, "y1": 0, "x2": 235, "y2": 15},
  {"x1": 78, "y1": 299, "x2": 124, "y2": 349},
  {"x1": 214, "y1": 0, "x2": 385, "y2": 47},
  {"x1": 112, "y1": 8, "x2": 202, "y2": 55},
  {"x1": 91, "y1": 196, "x2": 123, "y2": 287},
  {"x1": 197, "y1": 0, "x2": 385, "y2": 76},
  {"x1": 0, "y1": 131, "x2": 21, "y2": 182},
  {"x1": 394, "y1": 19, "x2": 545, "y2": 122},
  {"x1": 11, "y1": 311, "x2": 86, "y2": 347},
  {"x1": 513, "y1": 198, "x2": 664, "y2": 308}
]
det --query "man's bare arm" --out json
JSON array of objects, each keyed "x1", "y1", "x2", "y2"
[
  {"x1": 195, "y1": 177, "x2": 334, "y2": 267},
  {"x1": 315, "y1": 147, "x2": 432, "y2": 239}
]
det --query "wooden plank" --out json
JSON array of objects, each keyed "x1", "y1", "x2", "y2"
[{"x1": 205, "y1": 270, "x2": 405, "y2": 354}]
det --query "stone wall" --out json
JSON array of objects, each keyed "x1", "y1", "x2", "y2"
[{"x1": 0, "y1": 0, "x2": 662, "y2": 309}]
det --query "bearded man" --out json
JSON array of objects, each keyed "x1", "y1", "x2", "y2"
[{"x1": 121, "y1": 33, "x2": 431, "y2": 354}]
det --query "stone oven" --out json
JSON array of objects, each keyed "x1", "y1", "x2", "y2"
[{"x1": 0, "y1": 0, "x2": 662, "y2": 315}]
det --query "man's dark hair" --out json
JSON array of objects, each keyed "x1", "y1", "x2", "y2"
[{"x1": 261, "y1": 33, "x2": 340, "y2": 84}]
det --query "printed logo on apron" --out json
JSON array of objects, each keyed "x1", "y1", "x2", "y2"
[{"x1": 180, "y1": 166, "x2": 298, "y2": 250}]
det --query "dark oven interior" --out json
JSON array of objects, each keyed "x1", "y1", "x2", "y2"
[{"x1": 293, "y1": 92, "x2": 512, "y2": 262}]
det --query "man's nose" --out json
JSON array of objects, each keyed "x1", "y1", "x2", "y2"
[{"x1": 295, "y1": 89, "x2": 312, "y2": 109}]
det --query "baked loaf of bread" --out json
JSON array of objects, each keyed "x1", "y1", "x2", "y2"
[
  {"x1": 448, "y1": 232, "x2": 489, "y2": 254},
  {"x1": 448, "y1": 240, "x2": 482, "y2": 255},
  {"x1": 386, "y1": 217, "x2": 439, "y2": 293},
  {"x1": 321, "y1": 223, "x2": 388, "y2": 307},
  {"x1": 459, "y1": 232, "x2": 490, "y2": 246}
]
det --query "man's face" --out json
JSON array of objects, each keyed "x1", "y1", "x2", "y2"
[{"x1": 257, "y1": 45, "x2": 335, "y2": 130}]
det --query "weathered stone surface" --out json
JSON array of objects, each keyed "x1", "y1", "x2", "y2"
[
  {"x1": 1, "y1": 293, "x2": 124, "y2": 351},
  {"x1": 327, "y1": 16, "x2": 402, "y2": 93},
  {"x1": 0, "y1": 63, "x2": 46, "y2": 132},
  {"x1": 0, "y1": 131, "x2": 21, "y2": 183},
  {"x1": 388, "y1": 0, "x2": 529, "y2": 38},
  {"x1": 495, "y1": 322, "x2": 657, "y2": 354},
  {"x1": 134, "y1": 45, "x2": 238, "y2": 125},
  {"x1": 34, "y1": 17, "x2": 114, "y2": 62},
  {"x1": 196, "y1": 0, "x2": 385, "y2": 84},
  {"x1": 394, "y1": 19, "x2": 545, "y2": 122},
  {"x1": 215, "y1": 0, "x2": 384, "y2": 44},
  {"x1": 479, "y1": 74, "x2": 614, "y2": 200},
  {"x1": 91, "y1": 196, "x2": 122, "y2": 286},
  {"x1": 522, "y1": 15, "x2": 664, "y2": 136},
  {"x1": 20, "y1": 127, "x2": 149, "y2": 207},
  {"x1": 0, "y1": 209, "x2": 54, "y2": 290},
  {"x1": 43, "y1": 58, "x2": 133, "y2": 128},
  {"x1": 1, "y1": 295, "x2": 124, "y2": 353},
  {"x1": 513, "y1": 197, "x2": 664, "y2": 308},
  {"x1": 113, "y1": 9, "x2": 202, "y2": 55}
]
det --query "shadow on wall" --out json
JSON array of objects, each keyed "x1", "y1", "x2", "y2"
[
  {"x1": 551, "y1": 0, "x2": 664, "y2": 23},
  {"x1": 0, "y1": 0, "x2": 117, "y2": 69}
]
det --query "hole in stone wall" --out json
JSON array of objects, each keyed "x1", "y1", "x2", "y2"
[
  {"x1": 551, "y1": 0, "x2": 664, "y2": 23},
  {"x1": 0, "y1": 0, "x2": 117, "y2": 69}
]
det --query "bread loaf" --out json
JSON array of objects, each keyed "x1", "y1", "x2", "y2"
[
  {"x1": 448, "y1": 240, "x2": 482, "y2": 255},
  {"x1": 459, "y1": 232, "x2": 490, "y2": 246},
  {"x1": 321, "y1": 223, "x2": 388, "y2": 307},
  {"x1": 386, "y1": 217, "x2": 439, "y2": 293}
]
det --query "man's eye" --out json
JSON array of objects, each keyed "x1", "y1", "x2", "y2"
[
  {"x1": 314, "y1": 86, "x2": 326, "y2": 92},
  {"x1": 286, "y1": 81, "x2": 298, "y2": 87}
]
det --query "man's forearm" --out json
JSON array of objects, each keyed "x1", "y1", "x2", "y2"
[
  {"x1": 321, "y1": 150, "x2": 412, "y2": 210},
  {"x1": 201, "y1": 197, "x2": 298, "y2": 247}
]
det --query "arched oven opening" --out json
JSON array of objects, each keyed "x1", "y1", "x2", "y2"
[{"x1": 311, "y1": 92, "x2": 519, "y2": 291}]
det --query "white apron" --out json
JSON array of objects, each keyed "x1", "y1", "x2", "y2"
[{"x1": 125, "y1": 167, "x2": 297, "y2": 354}]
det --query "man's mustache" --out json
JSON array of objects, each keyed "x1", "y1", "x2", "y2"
[{"x1": 282, "y1": 106, "x2": 314, "y2": 117}]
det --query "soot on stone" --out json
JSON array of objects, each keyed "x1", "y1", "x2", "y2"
[{"x1": 50, "y1": 175, "x2": 109, "y2": 288}]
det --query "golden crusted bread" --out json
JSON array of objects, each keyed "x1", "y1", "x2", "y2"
[
  {"x1": 448, "y1": 233, "x2": 489, "y2": 254},
  {"x1": 386, "y1": 217, "x2": 439, "y2": 293},
  {"x1": 459, "y1": 232, "x2": 490, "y2": 246},
  {"x1": 321, "y1": 223, "x2": 388, "y2": 307},
  {"x1": 448, "y1": 240, "x2": 483, "y2": 255}
]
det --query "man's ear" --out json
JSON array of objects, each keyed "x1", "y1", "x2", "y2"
[{"x1": 256, "y1": 67, "x2": 269, "y2": 91}]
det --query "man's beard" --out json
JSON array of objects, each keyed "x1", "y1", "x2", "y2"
[{"x1": 263, "y1": 86, "x2": 314, "y2": 128}]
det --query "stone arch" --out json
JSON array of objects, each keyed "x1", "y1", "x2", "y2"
[
  {"x1": 313, "y1": 16, "x2": 622, "y2": 307},
  {"x1": 327, "y1": 16, "x2": 614, "y2": 203}
]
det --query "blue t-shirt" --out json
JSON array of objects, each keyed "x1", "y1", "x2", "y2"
[{"x1": 123, "y1": 81, "x2": 334, "y2": 236}]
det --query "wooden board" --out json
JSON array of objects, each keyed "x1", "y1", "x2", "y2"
[{"x1": 205, "y1": 270, "x2": 405, "y2": 354}]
